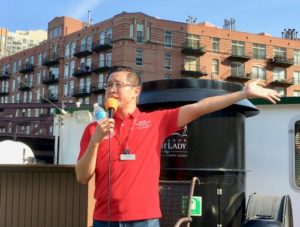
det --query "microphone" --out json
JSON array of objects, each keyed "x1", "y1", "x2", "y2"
[{"x1": 105, "y1": 98, "x2": 119, "y2": 118}]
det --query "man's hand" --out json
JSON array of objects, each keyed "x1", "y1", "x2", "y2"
[
  {"x1": 244, "y1": 80, "x2": 281, "y2": 104},
  {"x1": 90, "y1": 118, "x2": 115, "y2": 144}
]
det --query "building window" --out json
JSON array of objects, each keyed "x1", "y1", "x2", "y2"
[
  {"x1": 98, "y1": 73, "x2": 105, "y2": 88},
  {"x1": 164, "y1": 31, "x2": 172, "y2": 48},
  {"x1": 80, "y1": 38, "x2": 86, "y2": 51},
  {"x1": 136, "y1": 49, "x2": 143, "y2": 66},
  {"x1": 136, "y1": 23, "x2": 144, "y2": 44},
  {"x1": 164, "y1": 53, "x2": 171, "y2": 70},
  {"x1": 64, "y1": 82, "x2": 68, "y2": 97},
  {"x1": 164, "y1": 74, "x2": 172, "y2": 79},
  {"x1": 274, "y1": 87, "x2": 285, "y2": 96},
  {"x1": 87, "y1": 35, "x2": 92, "y2": 51},
  {"x1": 129, "y1": 24, "x2": 134, "y2": 39},
  {"x1": 99, "y1": 53, "x2": 105, "y2": 67},
  {"x1": 97, "y1": 94, "x2": 104, "y2": 106},
  {"x1": 232, "y1": 41, "x2": 245, "y2": 56},
  {"x1": 293, "y1": 90, "x2": 300, "y2": 97},
  {"x1": 212, "y1": 59, "x2": 219, "y2": 76},
  {"x1": 231, "y1": 62, "x2": 245, "y2": 77},
  {"x1": 37, "y1": 72, "x2": 41, "y2": 85},
  {"x1": 273, "y1": 67, "x2": 286, "y2": 81},
  {"x1": 274, "y1": 47, "x2": 286, "y2": 59},
  {"x1": 65, "y1": 43, "x2": 70, "y2": 58},
  {"x1": 184, "y1": 34, "x2": 200, "y2": 49},
  {"x1": 294, "y1": 50, "x2": 300, "y2": 65},
  {"x1": 294, "y1": 71, "x2": 300, "y2": 85},
  {"x1": 70, "y1": 60, "x2": 75, "y2": 76},
  {"x1": 212, "y1": 37, "x2": 219, "y2": 54},
  {"x1": 38, "y1": 53, "x2": 43, "y2": 66},
  {"x1": 107, "y1": 28, "x2": 112, "y2": 44},
  {"x1": 69, "y1": 80, "x2": 74, "y2": 96},
  {"x1": 106, "y1": 52, "x2": 112, "y2": 67},
  {"x1": 252, "y1": 65, "x2": 266, "y2": 80},
  {"x1": 71, "y1": 41, "x2": 76, "y2": 56},
  {"x1": 291, "y1": 120, "x2": 300, "y2": 189},
  {"x1": 184, "y1": 56, "x2": 199, "y2": 72},
  {"x1": 100, "y1": 31, "x2": 105, "y2": 44},
  {"x1": 253, "y1": 43, "x2": 266, "y2": 59},
  {"x1": 64, "y1": 63, "x2": 69, "y2": 79}
]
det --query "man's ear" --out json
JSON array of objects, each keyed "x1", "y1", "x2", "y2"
[{"x1": 134, "y1": 86, "x2": 141, "y2": 97}]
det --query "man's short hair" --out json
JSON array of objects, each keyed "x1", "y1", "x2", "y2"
[{"x1": 108, "y1": 66, "x2": 141, "y2": 86}]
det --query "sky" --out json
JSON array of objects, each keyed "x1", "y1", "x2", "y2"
[{"x1": 0, "y1": 0, "x2": 299, "y2": 38}]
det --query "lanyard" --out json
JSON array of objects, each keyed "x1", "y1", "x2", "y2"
[{"x1": 114, "y1": 117, "x2": 136, "y2": 154}]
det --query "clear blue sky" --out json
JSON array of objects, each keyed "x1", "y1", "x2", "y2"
[{"x1": 0, "y1": 0, "x2": 299, "y2": 38}]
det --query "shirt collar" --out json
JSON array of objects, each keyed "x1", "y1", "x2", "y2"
[{"x1": 114, "y1": 108, "x2": 140, "y2": 121}]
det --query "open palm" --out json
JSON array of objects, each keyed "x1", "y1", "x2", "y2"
[{"x1": 244, "y1": 80, "x2": 281, "y2": 104}]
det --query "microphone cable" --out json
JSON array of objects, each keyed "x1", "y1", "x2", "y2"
[{"x1": 107, "y1": 130, "x2": 112, "y2": 227}]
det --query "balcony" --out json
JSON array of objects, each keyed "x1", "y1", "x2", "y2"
[
  {"x1": 19, "y1": 63, "x2": 34, "y2": 74},
  {"x1": 18, "y1": 81, "x2": 33, "y2": 91},
  {"x1": 92, "y1": 38, "x2": 113, "y2": 52},
  {"x1": 92, "y1": 62, "x2": 112, "y2": 73},
  {"x1": 181, "y1": 42, "x2": 206, "y2": 56},
  {"x1": 42, "y1": 73, "x2": 59, "y2": 85},
  {"x1": 269, "y1": 56, "x2": 294, "y2": 67},
  {"x1": 91, "y1": 83, "x2": 105, "y2": 94},
  {"x1": 42, "y1": 54, "x2": 62, "y2": 67},
  {"x1": 227, "y1": 72, "x2": 252, "y2": 82},
  {"x1": 0, "y1": 71, "x2": 10, "y2": 80},
  {"x1": 181, "y1": 63, "x2": 207, "y2": 77},
  {"x1": 0, "y1": 88, "x2": 9, "y2": 96},
  {"x1": 72, "y1": 86, "x2": 92, "y2": 97},
  {"x1": 73, "y1": 44, "x2": 93, "y2": 58},
  {"x1": 41, "y1": 93, "x2": 59, "y2": 103},
  {"x1": 73, "y1": 65, "x2": 92, "y2": 78},
  {"x1": 269, "y1": 78, "x2": 294, "y2": 87},
  {"x1": 227, "y1": 51, "x2": 252, "y2": 62}
]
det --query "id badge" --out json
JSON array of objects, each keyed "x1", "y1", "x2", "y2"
[{"x1": 120, "y1": 154, "x2": 136, "y2": 161}]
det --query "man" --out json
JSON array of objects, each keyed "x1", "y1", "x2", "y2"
[{"x1": 76, "y1": 66, "x2": 280, "y2": 227}]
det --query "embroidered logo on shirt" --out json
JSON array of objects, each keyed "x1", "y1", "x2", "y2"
[{"x1": 135, "y1": 120, "x2": 152, "y2": 129}]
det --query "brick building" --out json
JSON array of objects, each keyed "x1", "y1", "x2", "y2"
[{"x1": 1, "y1": 12, "x2": 300, "y2": 162}]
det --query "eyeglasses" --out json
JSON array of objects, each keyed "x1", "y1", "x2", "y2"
[{"x1": 104, "y1": 81, "x2": 136, "y2": 89}]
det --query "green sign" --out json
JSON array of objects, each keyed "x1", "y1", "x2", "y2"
[{"x1": 190, "y1": 196, "x2": 202, "y2": 216}]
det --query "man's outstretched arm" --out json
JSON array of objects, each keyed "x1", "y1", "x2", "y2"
[{"x1": 177, "y1": 80, "x2": 281, "y2": 128}]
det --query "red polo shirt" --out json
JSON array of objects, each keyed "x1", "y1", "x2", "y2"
[{"x1": 78, "y1": 107, "x2": 180, "y2": 221}]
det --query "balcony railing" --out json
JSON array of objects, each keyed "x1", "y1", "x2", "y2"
[
  {"x1": 181, "y1": 41, "x2": 206, "y2": 56},
  {"x1": 73, "y1": 65, "x2": 92, "y2": 78},
  {"x1": 18, "y1": 81, "x2": 33, "y2": 91},
  {"x1": 181, "y1": 63, "x2": 207, "y2": 77},
  {"x1": 19, "y1": 63, "x2": 34, "y2": 74},
  {"x1": 92, "y1": 38, "x2": 113, "y2": 52},
  {"x1": 227, "y1": 51, "x2": 252, "y2": 61},
  {"x1": 41, "y1": 93, "x2": 59, "y2": 103},
  {"x1": 91, "y1": 83, "x2": 105, "y2": 94},
  {"x1": 92, "y1": 62, "x2": 112, "y2": 73},
  {"x1": 269, "y1": 78, "x2": 294, "y2": 87},
  {"x1": 0, "y1": 71, "x2": 10, "y2": 80},
  {"x1": 42, "y1": 74, "x2": 59, "y2": 84},
  {"x1": 269, "y1": 56, "x2": 294, "y2": 67},
  {"x1": 42, "y1": 54, "x2": 62, "y2": 67},
  {"x1": 72, "y1": 86, "x2": 92, "y2": 97},
  {"x1": 0, "y1": 87, "x2": 9, "y2": 96},
  {"x1": 227, "y1": 72, "x2": 252, "y2": 82},
  {"x1": 73, "y1": 44, "x2": 93, "y2": 58}
]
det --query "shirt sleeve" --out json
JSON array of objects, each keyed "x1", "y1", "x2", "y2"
[
  {"x1": 77, "y1": 122, "x2": 97, "y2": 160},
  {"x1": 160, "y1": 107, "x2": 182, "y2": 136}
]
